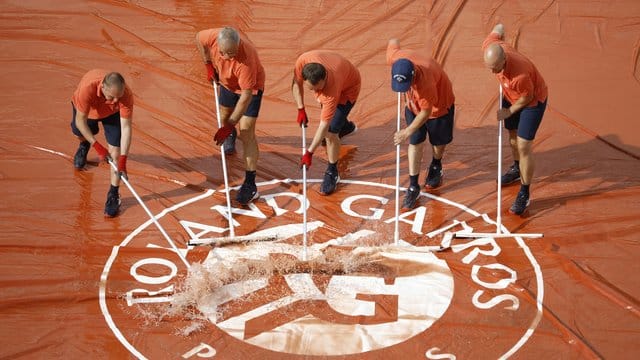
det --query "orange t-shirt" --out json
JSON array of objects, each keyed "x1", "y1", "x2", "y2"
[
  {"x1": 386, "y1": 43, "x2": 455, "y2": 118},
  {"x1": 71, "y1": 69, "x2": 133, "y2": 119},
  {"x1": 293, "y1": 50, "x2": 361, "y2": 122},
  {"x1": 198, "y1": 28, "x2": 265, "y2": 94},
  {"x1": 482, "y1": 33, "x2": 548, "y2": 106}
]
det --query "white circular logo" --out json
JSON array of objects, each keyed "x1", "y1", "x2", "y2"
[{"x1": 100, "y1": 179, "x2": 543, "y2": 359}]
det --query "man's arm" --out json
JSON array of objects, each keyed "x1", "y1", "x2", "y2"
[
  {"x1": 497, "y1": 93, "x2": 533, "y2": 121},
  {"x1": 75, "y1": 110, "x2": 96, "y2": 143},
  {"x1": 492, "y1": 24, "x2": 505, "y2": 39},
  {"x1": 291, "y1": 75, "x2": 304, "y2": 109},
  {"x1": 119, "y1": 117, "x2": 132, "y2": 155},
  {"x1": 393, "y1": 107, "x2": 432, "y2": 145},
  {"x1": 195, "y1": 32, "x2": 211, "y2": 63},
  {"x1": 308, "y1": 120, "x2": 330, "y2": 154}
]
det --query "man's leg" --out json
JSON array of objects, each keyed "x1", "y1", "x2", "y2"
[
  {"x1": 403, "y1": 142, "x2": 425, "y2": 208},
  {"x1": 236, "y1": 115, "x2": 260, "y2": 204},
  {"x1": 218, "y1": 105, "x2": 237, "y2": 154},
  {"x1": 424, "y1": 105, "x2": 453, "y2": 189},
  {"x1": 234, "y1": 89, "x2": 264, "y2": 205},
  {"x1": 425, "y1": 144, "x2": 445, "y2": 189},
  {"x1": 325, "y1": 132, "x2": 340, "y2": 164},
  {"x1": 320, "y1": 132, "x2": 341, "y2": 195},
  {"x1": 103, "y1": 114, "x2": 123, "y2": 217},
  {"x1": 509, "y1": 100, "x2": 546, "y2": 215},
  {"x1": 238, "y1": 116, "x2": 258, "y2": 171},
  {"x1": 70, "y1": 104, "x2": 99, "y2": 169},
  {"x1": 500, "y1": 129, "x2": 522, "y2": 185},
  {"x1": 408, "y1": 142, "x2": 425, "y2": 181},
  {"x1": 517, "y1": 138, "x2": 533, "y2": 186},
  {"x1": 320, "y1": 102, "x2": 354, "y2": 195}
]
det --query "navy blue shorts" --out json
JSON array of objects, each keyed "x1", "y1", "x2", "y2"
[
  {"x1": 405, "y1": 105, "x2": 455, "y2": 146},
  {"x1": 70, "y1": 103, "x2": 121, "y2": 147},
  {"x1": 503, "y1": 98, "x2": 547, "y2": 141},
  {"x1": 218, "y1": 85, "x2": 263, "y2": 118},
  {"x1": 328, "y1": 101, "x2": 355, "y2": 134}
]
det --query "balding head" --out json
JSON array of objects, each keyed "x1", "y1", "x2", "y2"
[
  {"x1": 484, "y1": 43, "x2": 505, "y2": 73},
  {"x1": 218, "y1": 26, "x2": 240, "y2": 59},
  {"x1": 102, "y1": 72, "x2": 125, "y2": 102}
]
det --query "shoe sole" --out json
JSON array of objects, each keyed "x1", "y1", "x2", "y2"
[
  {"x1": 500, "y1": 177, "x2": 521, "y2": 186},
  {"x1": 424, "y1": 181, "x2": 442, "y2": 190},
  {"x1": 319, "y1": 188, "x2": 336, "y2": 196},
  {"x1": 340, "y1": 124, "x2": 358, "y2": 139},
  {"x1": 319, "y1": 177, "x2": 340, "y2": 196},
  {"x1": 402, "y1": 199, "x2": 419, "y2": 209},
  {"x1": 237, "y1": 191, "x2": 259, "y2": 205},
  {"x1": 402, "y1": 187, "x2": 421, "y2": 209},
  {"x1": 424, "y1": 172, "x2": 443, "y2": 189},
  {"x1": 509, "y1": 199, "x2": 530, "y2": 215}
]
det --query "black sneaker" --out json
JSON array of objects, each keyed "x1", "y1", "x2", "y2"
[
  {"x1": 402, "y1": 185, "x2": 421, "y2": 209},
  {"x1": 223, "y1": 128, "x2": 237, "y2": 155},
  {"x1": 236, "y1": 182, "x2": 259, "y2": 205},
  {"x1": 501, "y1": 163, "x2": 520, "y2": 186},
  {"x1": 339, "y1": 121, "x2": 357, "y2": 139},
  {"x1": 74, "y1": 141, "x2": 91, "y2": 169},
  {"x1": 509, "y1": 190, "x2": 530, "y2": 215},
  {"x1": 321, "y1": 121, "x2": 357, "y2": 146},
  {"x1": 104, "y1": 190, "x2": 121, "y2": 217},
  {"x1": 319, "y1": 171, "x2": 340, "y2": 195},
  {"x1": 425, "y1": 164, "x2": 443, "y2": 189}
]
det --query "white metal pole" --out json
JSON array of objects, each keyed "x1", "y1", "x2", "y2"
[
  {"x1": 301, "y1": 124, "x2": 308, "y2": 261},
  {"x1": 108, "y1": 160, "x2": 190, "y2": 269},
  {"x1": 394, "y1": 92, "x2": 401, "y2": 246},
  {"x1": 497, "y1": 85, "x2": 503, "y2": 234},
  {"x1": 213, "y1": 82, "x2": 235, "y2": 238}
]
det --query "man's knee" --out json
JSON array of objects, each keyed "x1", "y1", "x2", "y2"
[
  {"x1": 517, "y1": 138, "x2": 532, "y2": 153},
  {"x1": 238, "y1": 128, "x2": 255, "y2": 142}
]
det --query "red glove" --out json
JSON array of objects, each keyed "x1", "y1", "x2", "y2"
[
  {"x1": 214, "y1": 124, "x2": 235, "y2": 146},
  {"x1": 92, "y1": 142, "x2": 109, "y2": 162},
  {"x1": 300, "y1": 150, "x2": 313, "y2": 169},
  {"x1": 117, "y1": 155, "x2": 128, "y2": 178},
  {"x1": 296, "y1": 107, "x2": 308, "y2": 127},
  {"x1": 205, "y1": 61, "x2": 218, "y2": 83}
]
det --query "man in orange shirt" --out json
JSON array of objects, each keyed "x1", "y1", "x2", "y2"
[
  {"x1": 387, "y1": 39, "x2": 456, "y2": 209},
  {"x1": 196, "y1": 26, "x2": 265, "y2": 205},
  {"x1": 293, "y1": 50, "x2": 360, "y2": 195},
  {"x1": 71, "y1": 69, "x2": 133, "y2": 217},
  {"x1": 483, "y1": 24, "x2": 548, "y2": 215}
]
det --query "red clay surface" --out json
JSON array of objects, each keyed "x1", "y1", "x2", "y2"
[{"x1": 1, "y1": 1, "x2": 639, "y2": 359}]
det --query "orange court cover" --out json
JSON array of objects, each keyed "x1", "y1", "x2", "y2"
[{"x1": 1, "y1": 1, "x2": 639, "y2": 359}]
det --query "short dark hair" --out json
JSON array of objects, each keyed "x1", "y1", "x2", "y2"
[
  {"x1": 302, "y1": 63, "x2": 326, "y2": 85},
  {"x1": 103, "y1": 72, "x2": 125, "y2": 91}
]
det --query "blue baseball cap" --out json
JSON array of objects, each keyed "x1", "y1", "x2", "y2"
[{"x1": 391, "y1": 58, "x2": 414, "y2": 92}]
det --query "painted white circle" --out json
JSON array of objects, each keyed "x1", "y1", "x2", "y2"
[{"x1": 99, "y1": 179, "x2": 544, "y2": 359}]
